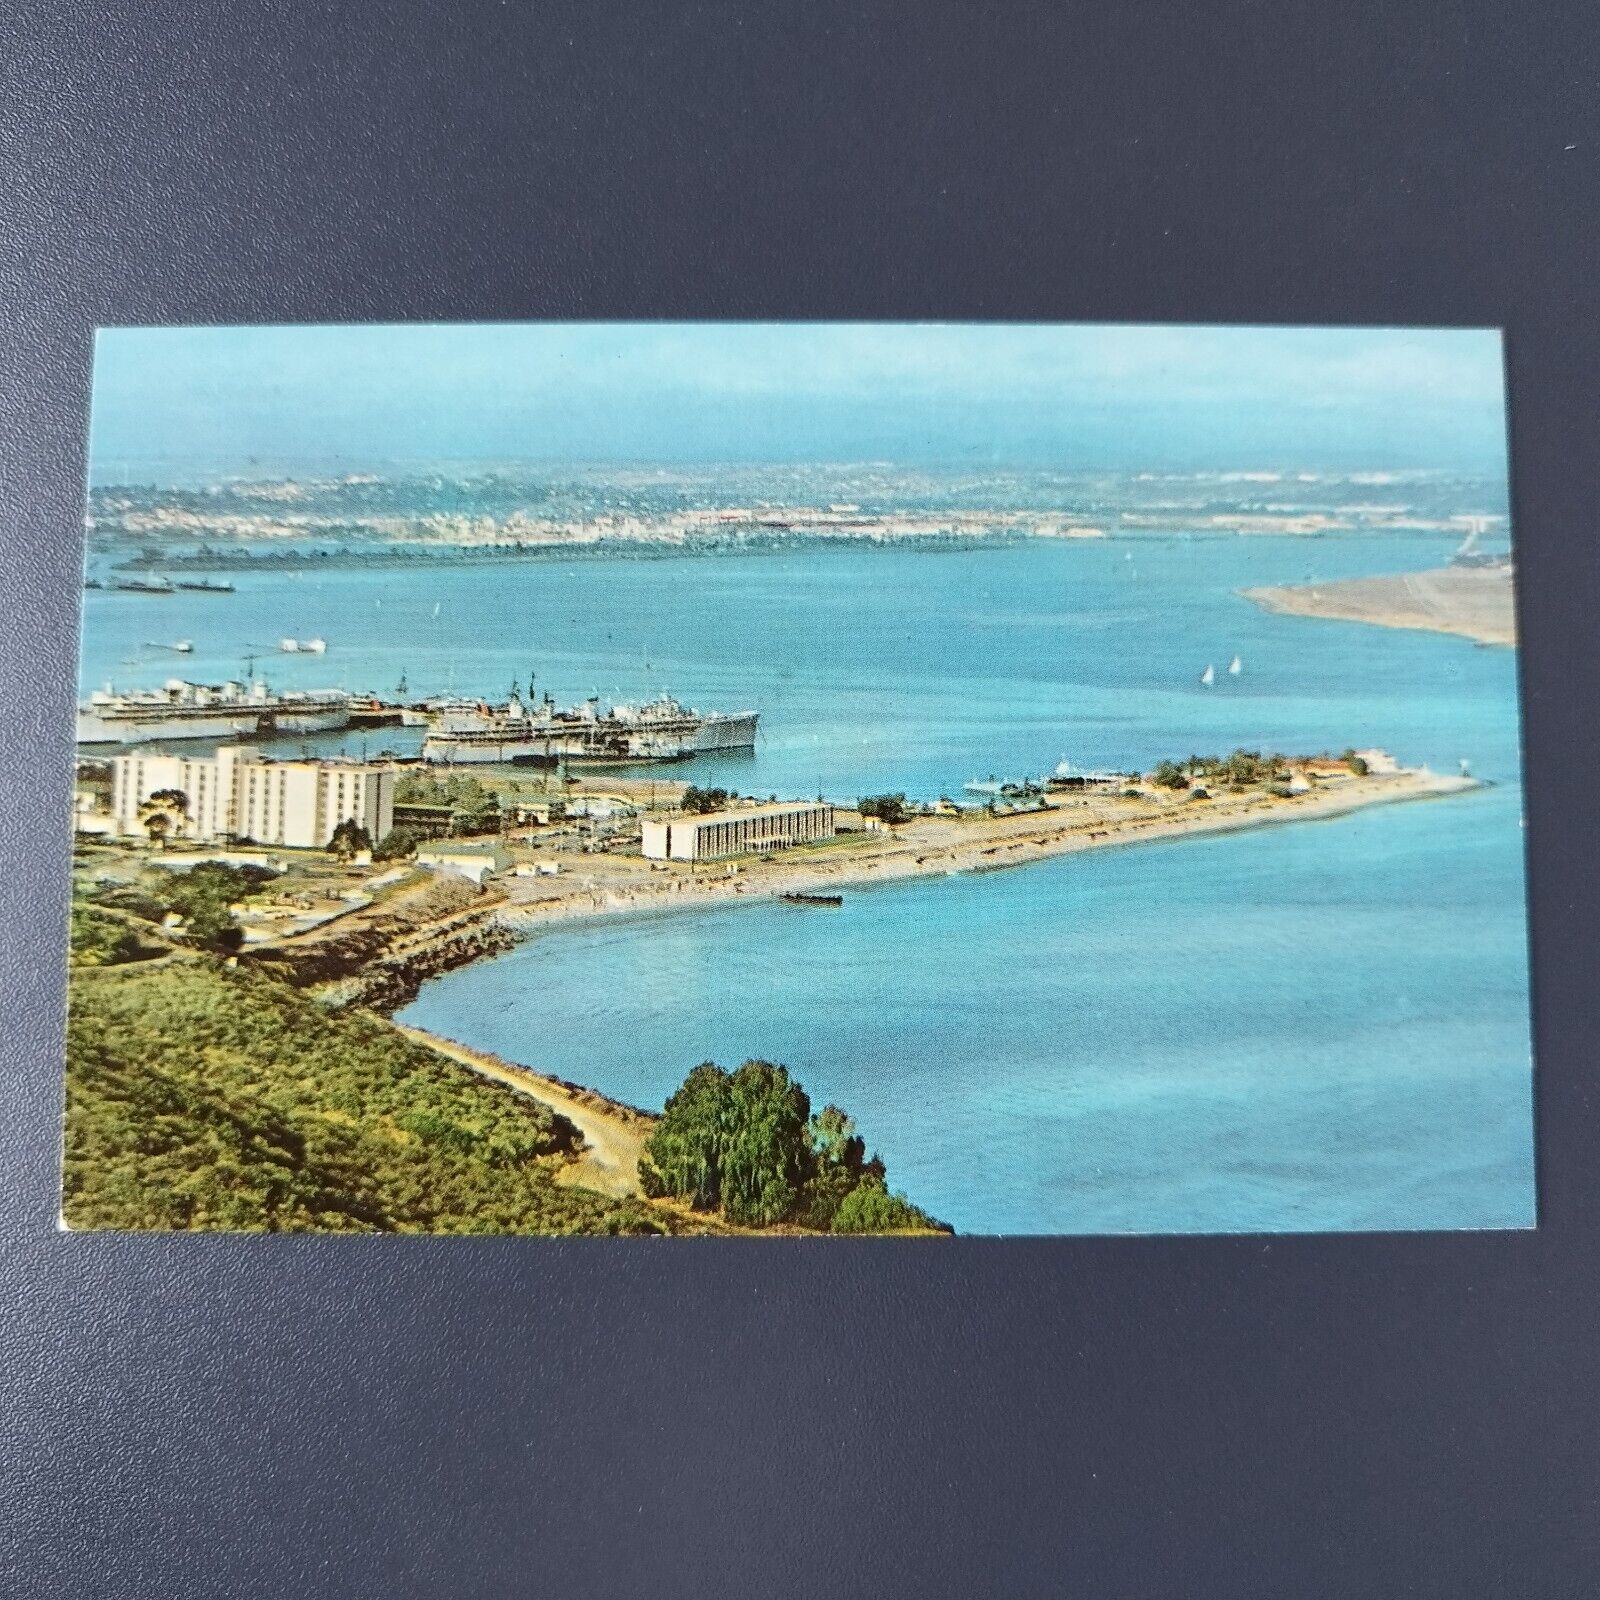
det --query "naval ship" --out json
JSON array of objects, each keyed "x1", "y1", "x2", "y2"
[
  {"x1": 76, "y1": 678, "x2": 354, "y2": 745},
  {"x1": 422, "y1": 689, "x2": 759, "y2": 766}
]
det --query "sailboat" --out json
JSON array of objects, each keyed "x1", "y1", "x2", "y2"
[
  {"x1": 1228, "y1": 655, "x2": 1242, "y2": 675},
  {"x1": 1200, "y1": 664, "x2": 1215, "y2": 687}
]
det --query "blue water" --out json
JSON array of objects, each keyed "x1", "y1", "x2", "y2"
[{"x1": 82, "y1": 535, "x2": 1536, "y2": 1233}]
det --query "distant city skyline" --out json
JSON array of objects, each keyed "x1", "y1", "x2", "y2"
[{"x1": 88, "y1": 322, "x2": 1510, "y2": 478}]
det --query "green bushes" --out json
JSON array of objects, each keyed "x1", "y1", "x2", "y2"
[
  {"x1": 63, "y1": 960, "x2": 673, "y2": 1234},
  {"x1": 68, "y1": 905, "x2": 157, "y2": 967},
  {"x1": 394, "y1": 773, "x2": 500, "y2": 835},
  {"x1": 639, "y1": 1059, "x2": 945, "y2": 1233},
  {"x1": 374, "y1": 824, "x2": 422, "y2": 861},
  {"x1": 831, "y1": 1180, "x2": 935, "y2": 1235},
  {"x1": 680, "y1": 785, "x2": 734, "y2": 814},
  {"x1": 858, "y1": 793, "x2": 912, "y2": 825}
]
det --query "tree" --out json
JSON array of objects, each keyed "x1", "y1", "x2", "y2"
[
  {"x1": 831, "y1": 1179, "x2": 937, "y2": 1235},
  {"x1": 326, "y1": 818, "x2": 373, "y2": 860},
  {"x1": 858, "y1": 793, "x2": 911, "y2": 824},
  {"x1": 137, "y1": 788, "x2": 189, "y2": 847},
  {"x1": 1151, "y1": 760, "x2": 1188, "y2": 790},
  {"x1": 681, "y1": 785, "x2": 731, "y2": 815},
  {"x1": 638, "y1": 1062, "x2": 731, "y2": 1209},
  {"x1": 636, "y1": 1062, "x2": 945, "y2": 1232},
  {"x1": 718, "y1": 1060, "x2": 812, "y2": 1226},
  {"x1": 373, "y1": 824, "x2": 422, "y2": 861},
  {"x1": 801, "y1": 1104, "x2": 886, "y2": 1229}
]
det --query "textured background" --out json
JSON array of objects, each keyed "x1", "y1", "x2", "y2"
[{"x1": 3, "y1": 4, "x2": 1597, "y2": 1594}]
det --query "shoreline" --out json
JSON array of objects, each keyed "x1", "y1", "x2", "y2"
[
  {"x1": 1243, "y1": 566, "x2": 1516, "y2": 647},
  {"x1": 484, "y1": 767, "x2": 1482, "y2": 943}
]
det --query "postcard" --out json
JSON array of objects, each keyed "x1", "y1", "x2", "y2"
[{"x1": 62, "y1": 322, "x2": 1532, "y2": 1235}]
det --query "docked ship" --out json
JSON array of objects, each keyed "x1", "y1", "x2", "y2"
[
  {"x1": 422, "y1": 689, "x2": 759, "y2": 766},
  {"x1": 76, "y1": 677, "x2": 354, "y2": 745}
]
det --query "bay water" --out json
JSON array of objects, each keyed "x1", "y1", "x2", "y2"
[{"x1": 81, "y1": 534, "x2": 1535, "y2": 1233}]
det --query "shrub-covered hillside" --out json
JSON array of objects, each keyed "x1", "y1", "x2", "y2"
[{"x1": 63, "y1": 959, "x2": 679, "y2": 1234}]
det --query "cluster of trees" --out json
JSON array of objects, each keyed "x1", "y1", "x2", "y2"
[
  {"x1": 858, "y1": 793, "x2": 913, "y2": 825},
  {"x1": 63, "y1": 960, "x2": 681, "y2": 1234},
  {"x1": 85, "y1": 860, "x2": 278, "y2": 955},
  {"x1": 1151, "y1": 750, "x2": 1291, "y2": 791},
  {"x1": 394, "y1": 772, "x2": 501, "y2": 835},
  {"x1": 639, "y1": 1059, "x2": 943, "y2": 1233},
  {"x1": 680, "y1": 785, "x2": 736, "y2": 814}
]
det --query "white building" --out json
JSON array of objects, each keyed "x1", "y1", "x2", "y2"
[
  {"x1": 641, "y1": 801, "x2": 836, "y2": 862},
  {"x1": 111, "y1": 746, "x2": 395, "y2": 850},
  {"x1": 415, "y1": 842, "x2": 509, "y2": 884}
]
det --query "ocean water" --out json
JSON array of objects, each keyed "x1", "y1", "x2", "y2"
[{"x1": 81, "y1": 534, "x2": 1535, "y2": 1233}]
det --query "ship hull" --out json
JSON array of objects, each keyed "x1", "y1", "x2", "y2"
[
  {"x1": 76, "y1": 705, "x2": 351, "y2": 745},
  {"x1": 422, "y1": 711, "x2": 759, "y2": 767}
]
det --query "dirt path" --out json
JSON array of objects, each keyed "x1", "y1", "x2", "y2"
[{"x1": 392, "y1": 1021, "x2": 653, "y2": 1198}]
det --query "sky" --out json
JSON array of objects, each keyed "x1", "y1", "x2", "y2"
[{"x1": 87, "y1": 322, "x2": 1510, "y2": 477}]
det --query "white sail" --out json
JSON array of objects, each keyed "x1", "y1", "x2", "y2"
[
  {"x1": 1200, "y1": 664, "x2": 1215, "y2": 686},
  {"x1": 1228, "y1": 655, "x2": 1242, "y2": 675}
]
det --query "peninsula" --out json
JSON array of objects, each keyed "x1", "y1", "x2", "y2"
[
  {"x1": 488, "y1": 761, "x2": 1479, "y2": 938},
  {"x1": 1244, "y1": 564, "x2": 1516, "y2": 647}
]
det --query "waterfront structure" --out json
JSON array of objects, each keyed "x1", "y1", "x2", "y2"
[
  {"x1": 422, "y1": 688, "x2": 758, "y2": 766},
  {"x1": 78, "y1": 677, "x2": 353, "y2": 745},
  {"x1": 641, "y1": 801, "x2": 836, "y2": 862},
  {"x1": 110, "y1": 746, "x2": 394, "y2": 849},
  {"x1": 415, "y1": 842, "x2": 509, "y2": 884}
]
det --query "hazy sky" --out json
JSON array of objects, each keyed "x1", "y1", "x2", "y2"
[{"x1": 88, "y1": 322, "x2": 1509, "y2": 475}]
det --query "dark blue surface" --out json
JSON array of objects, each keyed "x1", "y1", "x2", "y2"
[{"x1": 3, "y1": 3, "x2": 1598, "y2": 1593}]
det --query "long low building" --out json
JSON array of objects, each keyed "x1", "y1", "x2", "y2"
[
  {"x1": 110, "y1": 746, "x2": 395, "y2": 850},
  {"x1": 641, "y1": 800, "x2": 836, "y2": 862}
]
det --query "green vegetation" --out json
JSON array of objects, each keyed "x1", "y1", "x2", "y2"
[
  {"x1": 1151, "y1": 749, "x2": 1292, "y2": 791},
  {"x1": 86, "y1": 860, "x2": 278, "y2": 956},
  {"x1": 373, "y1": 823, "x2": 423, "y2": 861},
  {"x1": 68, "y1": 905, "x2": 162, "y2": 967},
  {"x1": 326, "y1": 818, "x2": 373, "y2": 859},
  {"x1": 137, "y1": 786, "x2": 189, "y2": 845},
  {"x1": 63, "y1": 959, "x2": 677, "y2": 1234},
  {"x1": 639, "y1": 1059, "x2": 946, "y2": 1233},
  {"x1": 394, "y1": 772, "x2": 501, "y2": 835},
  {"x1": 680, "y1": 785, "x2": 735, "y2": 814},
  {"x1": 858, "y1": 792, "x2": 913, "y2": 825}
]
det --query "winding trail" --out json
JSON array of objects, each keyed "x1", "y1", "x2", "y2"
[{"x1": 392, "y1": 1021, "x2": 653, "y2": 1198}]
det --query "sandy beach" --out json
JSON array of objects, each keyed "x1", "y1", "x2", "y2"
[
  {"x1": 1243, "y1": 566, "x2": 1516, "y2": 647},
  {"x1": 492, "y1": 767, "x2": 1481, "y2": 936}
]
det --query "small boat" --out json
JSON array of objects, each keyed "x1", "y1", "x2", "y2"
[
  {"x1": 964, "y1": 777, "x2": 1005, "y2": 795},
  {"x1": 781, "y1": 891, "x2": 843, "y2": 907},
  {"x1": 173, "y1": 579, "x2": 235, "y2": 593},
  {"x1": 1228, "y1": 655, "x2": 1242, "y2": 675},
  {"x1": 111, "y1": 578, "x2": 173, "y2": 594},
  {"x1": 1200, "y1": 663, "x2": 1215, "y2": 687},
  {"x1": 145, "y1": 639, "x2": 194, "y2": 654}
]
